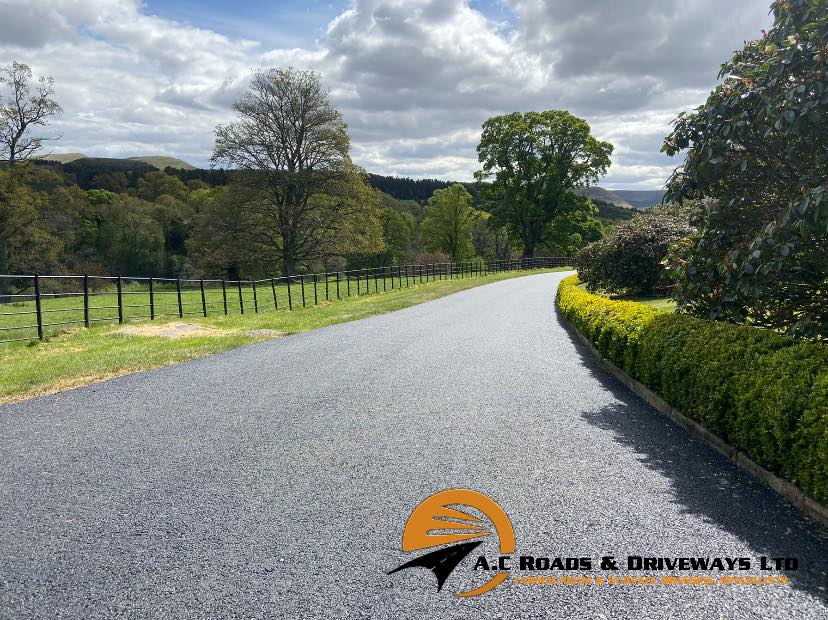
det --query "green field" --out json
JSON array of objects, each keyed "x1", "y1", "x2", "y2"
[{"x1": 0, "y1": 268, "x2": 569, "y2": 405}]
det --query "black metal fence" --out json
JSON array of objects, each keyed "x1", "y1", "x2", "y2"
[{"x1": 0, "y1": 256, "x2": 572, "y2": 344}]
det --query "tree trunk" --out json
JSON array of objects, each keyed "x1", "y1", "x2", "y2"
[
  {"x1": 521, "y1": 240, "x2": 535, "y2": 259},
  {"x1": 0, "y1": 232, "x2": 10, "y2": 304},
  {"x1": 282, "y1": 243, "x2": 298, "y2": 278}
]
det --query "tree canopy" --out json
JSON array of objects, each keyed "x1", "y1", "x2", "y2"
[
  {"x1": 421, "y1": 183, "x2": 479, "y2": 261},
  {"x1": 476, "y1": 110, "x2": 613, "y2": 258},
  {"x1": 211, "y1": 67, "x2": 383, "y2": 275}
]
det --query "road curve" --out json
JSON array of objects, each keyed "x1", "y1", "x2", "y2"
[{"x1": 1, "y1": 271, "x2": 826, "y2": 619}]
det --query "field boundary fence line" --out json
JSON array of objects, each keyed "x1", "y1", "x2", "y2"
[{"x1": 0, "y1": 257, "x2": 572, "y2": 344}]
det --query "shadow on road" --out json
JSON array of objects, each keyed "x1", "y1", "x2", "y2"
[{"x1": 555, "y1": 308, "x2": 828, "y2": 604}]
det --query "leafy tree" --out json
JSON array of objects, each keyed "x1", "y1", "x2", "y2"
[
  {"x1": 0, "y1": 169, "x2": 61, "y2": 276},
  {"x1": 86, "y1": 189, "x2": 115, "y2": 206},
  {"x1": 187, "y1": 186, "x2": 279, "y2": 279},
  {"x1": 662, "y1": 0, "x2": 828, "y2": 338},
  {"x1": 576, "y1": 204, "x2": 694, "y2": 297},
  {"x1": 136, "y1": 171, "x2": 188, "y2": 202},
  {"x1": 104, "y1": 201, "x2": 165, "y2": 276},
  {"x1": 377, "y1": 206, "x2": 414, "y2": 265},
  {"x1": 89, "y1": 171, "x2": 130, "y2": 193},
  {"x1": 476, "y1": 110, "x2": 613, "y2": 258},
  {"x1": 212, "y1": 67, "x2": 382, "y2": 275},
  {"x1": 421, "y1": 183, "x2": 479, "y2": 261},
  {"x1": 471, "y1": 212, "x2": 496, "y2": 260},
  {"x1": 543, "y1": 202, "x2": 604, "y2": 256}
]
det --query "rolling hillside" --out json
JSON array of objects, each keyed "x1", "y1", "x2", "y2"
[
  {"x1": 39, "y1": 152, "x2": 87, "y2": 164},
  {"x1": 127, "y1": 156, "x2": 196, "y2": 170},
  {"x1": 38, "y1": 153, "x2": 196, "y2": 170},
  {"x1": 613, "y1": 189, "x2": 665, "y2": 208}
]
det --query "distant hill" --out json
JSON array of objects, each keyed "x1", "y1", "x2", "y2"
[
  {"x1": 579, "y1": 187, "x2": 633, "y2": 209},
  {"x1": 37, "y1": 153, "x2": 196, "y2": 170},
  {"x1": 128, "y1": 156, "x2": 196, "y2": 170},
  {"x1": 39, "y1": 152, "x2": 87, "y2": 164},
  {"x1": 612, "y1": 190, "x2": 665, "y2": 209},
  {"x1": 59, "y1": 157, "x2": 157, "y2": 189}
]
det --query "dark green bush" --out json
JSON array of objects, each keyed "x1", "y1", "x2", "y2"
[
  {"x1": 557, "y1": 275, "x2": 828, "y2": 506},
  {"x1": 575, "y1": 204, "x2": 693, "y2": 297}
]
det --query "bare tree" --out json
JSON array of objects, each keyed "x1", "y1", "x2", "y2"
[
  {"x1": 0, "y1": 62, "x2": 61, "y2": 300},
  {"x1": 0, "y1": 61, "x2": 62, "y2": 166},
  {"x1": 211, "y1": 67, "x2": 382, "y2": 276}
]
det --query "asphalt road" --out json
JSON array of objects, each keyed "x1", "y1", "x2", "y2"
[{"x1": 1, "y1": 271, "x2": 826, "y2": 619}]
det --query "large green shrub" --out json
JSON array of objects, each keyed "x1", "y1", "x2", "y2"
[
  {"x1": 575, "y1": 205, "x2": 692, "y2": 297},
  {"x1": 662, "y1": 0, "x2": 828, "y2": 339},
  {"x1": 557, "y1": 275, "x2": 828, "y2": 506}
]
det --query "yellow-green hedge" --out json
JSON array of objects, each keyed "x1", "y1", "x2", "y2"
[{"x1": 556, "y1": 275, "x2": 828, "y2": 506}]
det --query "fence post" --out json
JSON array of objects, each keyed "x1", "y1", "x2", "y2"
[
  {"x1": 300, "y1": 275, "x2": 306, "y2": 307},
  {"x1": 221, "y1": 279, "x2": 228, "y2": 315},
  {"x1": 83, "y1": 274, "x2": 90, "y2": 328},
  {"x1": 287, "y1": 277, "x2": 293, "y2": 310},
  {"x1": 313, "y1": 274, "x2": 318, "y2": 305},
  {"x1": 252, "y1": 280, "x2": 259, "y2": 313},
  {"x1": 346, "y1": 272, "x2": 351, "y2": 297},
  {"x1": 34, "y1": 274, "x2": 43, "y2": 340},
  {"x1": 176, "y1": 279, "x2": 183, "y2": 318},
  {"x1": 237, "y1": 280, "x2": 244, "y2": 314},
  {"x1": 271, "y1": 277, "x2": 278, "y2": 310},
  {"x1": 200, "y1": 279, "x2": 207, "y2": 317},
  {"x1": 374, "y1": 268, "x2": 378, "y2": 293},
  {"x1": 325, "y1": 273, "x2": 329, "y2": 301},
  {"x1": 397, "y1": 266, "x2": 402, "y2": 288},
  {"x1": 149, "y1": 277, "x2": 155, "y2": 320},
  {"x1": 116, "y1": 275, "x2": 123, "y2": 324},
  {"x1": 336, "y1": 271, "x2": 340, "y2": 300}
]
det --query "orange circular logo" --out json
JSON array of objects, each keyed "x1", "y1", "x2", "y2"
[{"x1": 389, "y1": 489, "x2": 515, "y2": 597}]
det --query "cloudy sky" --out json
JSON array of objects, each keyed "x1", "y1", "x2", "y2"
[{"x1": 0, "y1": 0, "x2": 772, "y2": 188}]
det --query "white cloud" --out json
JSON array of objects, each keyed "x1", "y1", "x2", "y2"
[{"x1": 0, "y1": 0, "x2": 774, "y2": 187}]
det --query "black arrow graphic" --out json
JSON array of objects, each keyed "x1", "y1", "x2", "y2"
[{"x1": 388, "y1": 540, "x2": 483, "y2": 591}]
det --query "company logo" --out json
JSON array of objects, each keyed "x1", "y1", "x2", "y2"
[{"x1": 388, "y1": 488, "x2": 515, "y2": 597}]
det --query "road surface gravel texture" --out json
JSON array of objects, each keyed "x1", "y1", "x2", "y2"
[{"x1": 1, "y1": 272, "x2": 826, "y2": 619}]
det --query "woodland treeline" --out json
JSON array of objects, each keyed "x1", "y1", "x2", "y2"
[
  {"x1": 0, "y1": 159, "x2": 596, "y2": 280},
  {"x1": 1, "y1": 153, "x2": 610, "y2": 281}
]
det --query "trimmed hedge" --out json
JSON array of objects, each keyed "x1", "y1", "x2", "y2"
[{"x1": 556, "y1": 275, "x2": 828, "y2": 506}]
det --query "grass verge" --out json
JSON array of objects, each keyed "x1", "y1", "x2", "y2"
[
  {"x1": 0, "y1": 268, "x2": 568, "y2": 405},
  {"x1": 575, "y1": 282, "x2": 676, "y2": 312}
]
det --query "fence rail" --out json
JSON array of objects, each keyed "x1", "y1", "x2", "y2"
[{"x1": 0, "y1": 257, "x2": 572, "y2": 344}]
